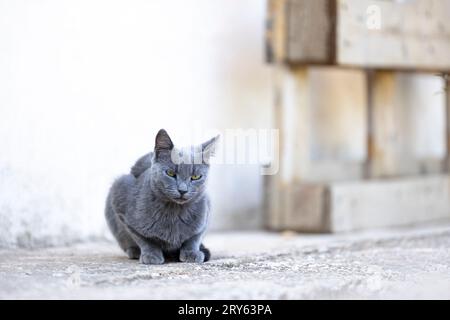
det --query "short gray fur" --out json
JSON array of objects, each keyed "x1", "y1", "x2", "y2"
[{"x1": 105, "y1": 129, "x2": 218, "y2": 264}]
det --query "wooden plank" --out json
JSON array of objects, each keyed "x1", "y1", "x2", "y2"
[
  {"x1": 369, "y1": 71, "x2": 411, "y2": 177},
  {"x1": 308, "y1": 67, "x2": 366, "y2": 179},
  {"x1": 329, "y1": 175, "x2": 450, "y2": 232},
  {"x1": 263, "y1": 174, "x2": 282, "y2": 229},
  {"x1": 368, "y1": 71, "x2": 446, "y2": 177},
  {"x1": 276, "y1": 67, "x2": 368, "y2": 183},
  {"x1": 399, "y1": 73, "x2": 446, "y2": 175},
  {"x1": 286, "y1": 0, "x2": 335, "y2": 64},
  {"x1": 338, "y1": 0, "x2": 450, "y2": 71},
  {"x1": 266, "y1": 0, "x2": 288, "y2": 64},
  {"x1": 272, "y1": 67, "x2": 368, "y2": 178},
  {"x1": 266, "y1": 0, "x2": 335, "y2": 64},
  {"x1": 270, "y1": 175, "x2": 450, "y2": 232},
  {"x1": 279, "y1": 67, "x2": 311, "y2": 183},
  {"x1": 283, "y1": 183, "x2": 329, "y2": 232},
  {"x1": 365, "y1": 70, "x2": 375, "y2": 178},
  {"x1": 446, "y1": 74, "x2": 450, "y2": 172}
]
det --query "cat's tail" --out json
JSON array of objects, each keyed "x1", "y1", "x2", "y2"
[{"x1": 200, "y1": 243, "x2": 211, "y2": 262}]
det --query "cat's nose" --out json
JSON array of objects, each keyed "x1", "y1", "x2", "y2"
[{"x1": 178, "y1": 182, "x2": 188, "y2": 196}]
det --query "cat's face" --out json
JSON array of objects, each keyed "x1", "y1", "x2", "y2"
[{"x1": 151, "y1": 129, "x2": 218, "y2": 205}]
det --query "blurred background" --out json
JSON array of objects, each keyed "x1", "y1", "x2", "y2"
[
  {"x1": 0, "y1": 0, "x2": 449, "y2": 248},
  {"x1": 0, "y1": 0, "x2": 273, "y2": 247}
]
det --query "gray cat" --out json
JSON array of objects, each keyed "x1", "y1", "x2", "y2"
[{"x1": 105, "y1": 129, "x2": 218, "y2": 264}]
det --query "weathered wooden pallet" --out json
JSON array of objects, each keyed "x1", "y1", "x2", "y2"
[{"x1": 265, "y1": 0, "x2": 450, "y2": 232}]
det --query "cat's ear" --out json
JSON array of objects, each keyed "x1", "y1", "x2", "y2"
[
  {"x1": 155, "y1": 129, "x2": 174, "y2": 157},
  {"x1": 201, "y1": 135, "x2": 220, "y2": 162}
]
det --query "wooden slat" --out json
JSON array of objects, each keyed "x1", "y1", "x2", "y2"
[
  {"x1": 263, "y1": 174, "x2": 282, "y2": 229},
  {"x1": 278, "y1": 67, "x2": 368, "y2": 183},
  {"x1": 266, "y1": 0, "x2": 288, "y2": 64},
  {"x1": 268, "y1": 175, "x2": 450, "y2": 233},
  {"x1": 283, "y1": 183, "x2": 329, "y2": 232},
  {"x1": 338, "y1": 0, "x2": 450, "y2": 71},
  {"x1": 329, "y1": 175, "x2": 450, "y2": 232},
  {"x1": 308, "y1": 68, "x2": 366, "y2": 173},
  {"x1": 368, "y1": 72, "x2": 446, "y2": 177},
  {"x1": 400, "y1": 73, "x2": 447, "y2": 175},
  {"x1": 286, "y1": 0, "x2": 335, "y2": 64},
  {"x1": 446, "y1": 74, "x2": 450, "y2": 172},
  {"x1": 278, "y1": 67, "x2": 311, "y2": 183},
  {"x1": 369, "y1": 71, "x2": 409, "y2": 177}
]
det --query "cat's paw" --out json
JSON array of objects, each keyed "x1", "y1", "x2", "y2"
[
  {"x1": 139, "y1": 252, "x2": 165, "y2": 265},
  {"x1": 179, "y1": 250, "x2": 205, "y2": 263},
  {"x1": 126, "y1": 247, "x2": 140, "y2": 260}
]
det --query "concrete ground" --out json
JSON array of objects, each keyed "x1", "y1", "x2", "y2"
[{"x1": 1, "y1": 224, "x2": 450, "y2": 299}]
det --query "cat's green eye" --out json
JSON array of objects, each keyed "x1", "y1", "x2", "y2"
[
  {"x1": 166, "y1": 169, "x2": 176, "y2": 177},
  {"x1": 191, "y1": 175, "x2": 202, "y2": 181}
]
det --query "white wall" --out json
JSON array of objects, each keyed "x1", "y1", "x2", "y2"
[{"x1": 0, "y1": 0, "x2": 273, "y2": 247}]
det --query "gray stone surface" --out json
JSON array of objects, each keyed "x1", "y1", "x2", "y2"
[{"x1": 1, "y1": 225, "x2": 450, "y2": 299}]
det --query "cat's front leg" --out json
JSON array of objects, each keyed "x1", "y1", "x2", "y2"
[
  {"x1": 126, "y1": 226, "x2": 165, "y2": 265},
  {"x1": 138, "y1": 241, "x2": 165, "y2": 265},
  {"x1": 180, "y1": 233, "x2": 205, "y2": 263}
]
